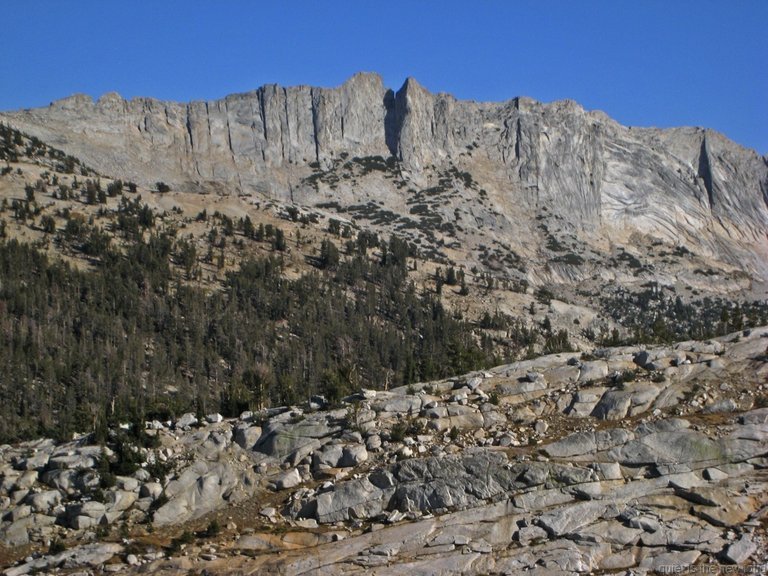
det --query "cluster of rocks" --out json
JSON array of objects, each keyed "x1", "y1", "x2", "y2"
[
  {"x1": 0, "y1": 414, "x2": 270, "y2": 554},
  {"x1": 2, "y1": 327, "x2": 767, "y2": 574}
]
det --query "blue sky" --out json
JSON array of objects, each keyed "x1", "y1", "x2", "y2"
[{"x1": 2, "y1": 1, "x2": 766, "y2": 153}]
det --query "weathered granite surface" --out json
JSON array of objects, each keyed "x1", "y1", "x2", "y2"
[{"x1": 2, "y1": 327, "x2": 767, "y2": 574}]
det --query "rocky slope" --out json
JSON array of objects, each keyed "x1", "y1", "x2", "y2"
[
  {"x1": 2, "y1": 327, "x2": 767, "y2": 574},
  {"x1": 2, "y1": 75, "x2": 768, "y2": 576},
  {"x1": 2, "y1": 73, "x2": 767, "y2": 287}
]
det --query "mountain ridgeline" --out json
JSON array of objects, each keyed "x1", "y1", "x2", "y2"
[
  {"x1": 1, "y1": 75, "x2": 768, "y2": 443},
  {"x1": 2, "y1": 73, "x2": 767, "y2": 280},
  {"x1": 2, "y1": 76, "x2": 768, "y2": 572}
]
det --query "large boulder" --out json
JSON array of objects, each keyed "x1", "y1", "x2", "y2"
[
  {"x1": 567, "y1": 387, "x2": 607, "y2": 417},
  {"x1": 274, "y1": 468, "x2": 302, "y2": 490},
  {"x1": 371, "y1": 395, "x2": 423, "y2": 415},
  {"x1": 722, "y1": 535, "x2": 758, "y2": 564},
  {"x1": 0, "y1": 519, "x2": 30, "y2": 547},
  {"x1": 314, "y1": 477, "x2": 387, "y2": 523},
  {"x1": 740, "y1": 407, "x2": 768, "y2": 425},
  {"x1": 389, "y1": 451, "x2": 516, "y2": 513},
  {"x1": 578, "y1": 361, "x2": 609, "y2": 383},
  {"x1": 12, "y1": 451, "x2": 50, "y2": 471},
  {"x1": 181, "y1": 427, "x2": 233, "y2": 458},
  {"x1": 105, "y1": 490, "x2": 137, "y2": 513},
  {"x1": 175, "y1": 412, "x2": 199, "y2": 430},
  {"x1": 543, "y1": 431, "x2": 596, "y2": 458},
  {"x1": 152, "y1": 461, "x2": 240, "y2": 526},
  {"x1": 312, "y1": 444, "x2": 344, "y2": 469},
  {"x1": 139, "y1": 482, "x2": 163, "y2": 500},
  {"x1": 233, "y1": 423, "x2": 262, "y2": 450},
  {"x1": 254, "y1": 416, "x2": 339, "y2": 463},
  {"x1": 10, "y1": 440, "x2": 55, "y2": 472},
  {"x1": 25, "y1": 490, "x2": 62, "y2": 514},
  {"x1": 607, "y1": 429, "x2": 725, "y2": 469},
  {"x1": 4, "y1": 542, "x2": 123, "y2": 575},
  {"x1": 40, "y1": 469, "x2": 78, "y2": 494},
  {"x1": 11, "y1": 470, "x2": 38, "y2": 491},
  {"x1": 339, "y1": 444, "x2": 368, "y2": 467},
  {"x1": 65, "y1": 500, "x2": 107, "y2": 530},
  {"x1": 48, "y1": 445, "x2": 107, "y2": 470}
]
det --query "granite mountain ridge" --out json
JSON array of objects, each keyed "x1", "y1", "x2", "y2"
[{"x1": 2, "y1": 72, "x2": 767, "y2": 285}]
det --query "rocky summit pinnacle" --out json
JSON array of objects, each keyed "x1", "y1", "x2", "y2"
[{"x1": 2, "y1": 73, "x2": 767, "y2": 280}]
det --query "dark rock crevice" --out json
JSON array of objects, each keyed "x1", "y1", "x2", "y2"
[
  {"x1": 383, "y1": 88, "x2": 400, "y2": 158},
  {"x1": 310, "y1": 88, "x2": 320, "y2": 163},
  {"x1": 698, "y1": 134, "x2": 716, "y2": 210}
]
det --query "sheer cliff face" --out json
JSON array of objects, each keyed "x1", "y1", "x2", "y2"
[
  {"x1": 4, "y1": 73, "x2": 392, "y2": 195},
  {"x1": 3, "y1": 72, "x2": 767, "y2": 276}
]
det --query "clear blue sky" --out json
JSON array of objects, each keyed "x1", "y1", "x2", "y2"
[{"x1": 2, "y1": 1, "x2": 766, "y2": 153}]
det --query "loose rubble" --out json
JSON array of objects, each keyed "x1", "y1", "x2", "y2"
[{"x1": 2, "y1": 327, "x2": 768, "y2": 574}]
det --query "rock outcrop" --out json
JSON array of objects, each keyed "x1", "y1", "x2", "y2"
[
  {"x1": 0, "y1": 73, "x2": 393, "y2": 196},
  {"x1": 2, "y1": 327, "x2": 767, "y2": 574}
]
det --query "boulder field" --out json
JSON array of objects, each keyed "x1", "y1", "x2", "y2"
[{"x1": 2, "y1": 327, "x2": 767, "y2": 574}]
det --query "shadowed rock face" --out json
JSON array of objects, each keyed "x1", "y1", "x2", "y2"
[{"x1": 3, "y1": 73, "x2": 767, "y2": 277}]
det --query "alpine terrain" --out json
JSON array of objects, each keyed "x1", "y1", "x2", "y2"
[{"x1": 0, "y1": 74, "x2": 766, "y2": 574}]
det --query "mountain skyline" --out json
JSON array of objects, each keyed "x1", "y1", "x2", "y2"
[
  {"x1": 1, "y1": 3, "x2": 768, "y2": 571},
  {"x1": 2, "y1": 2, "x2": 766, "y2": 154},
  {"x1": 4, "y1": 70, "x2": 767, "y2": 293}
]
